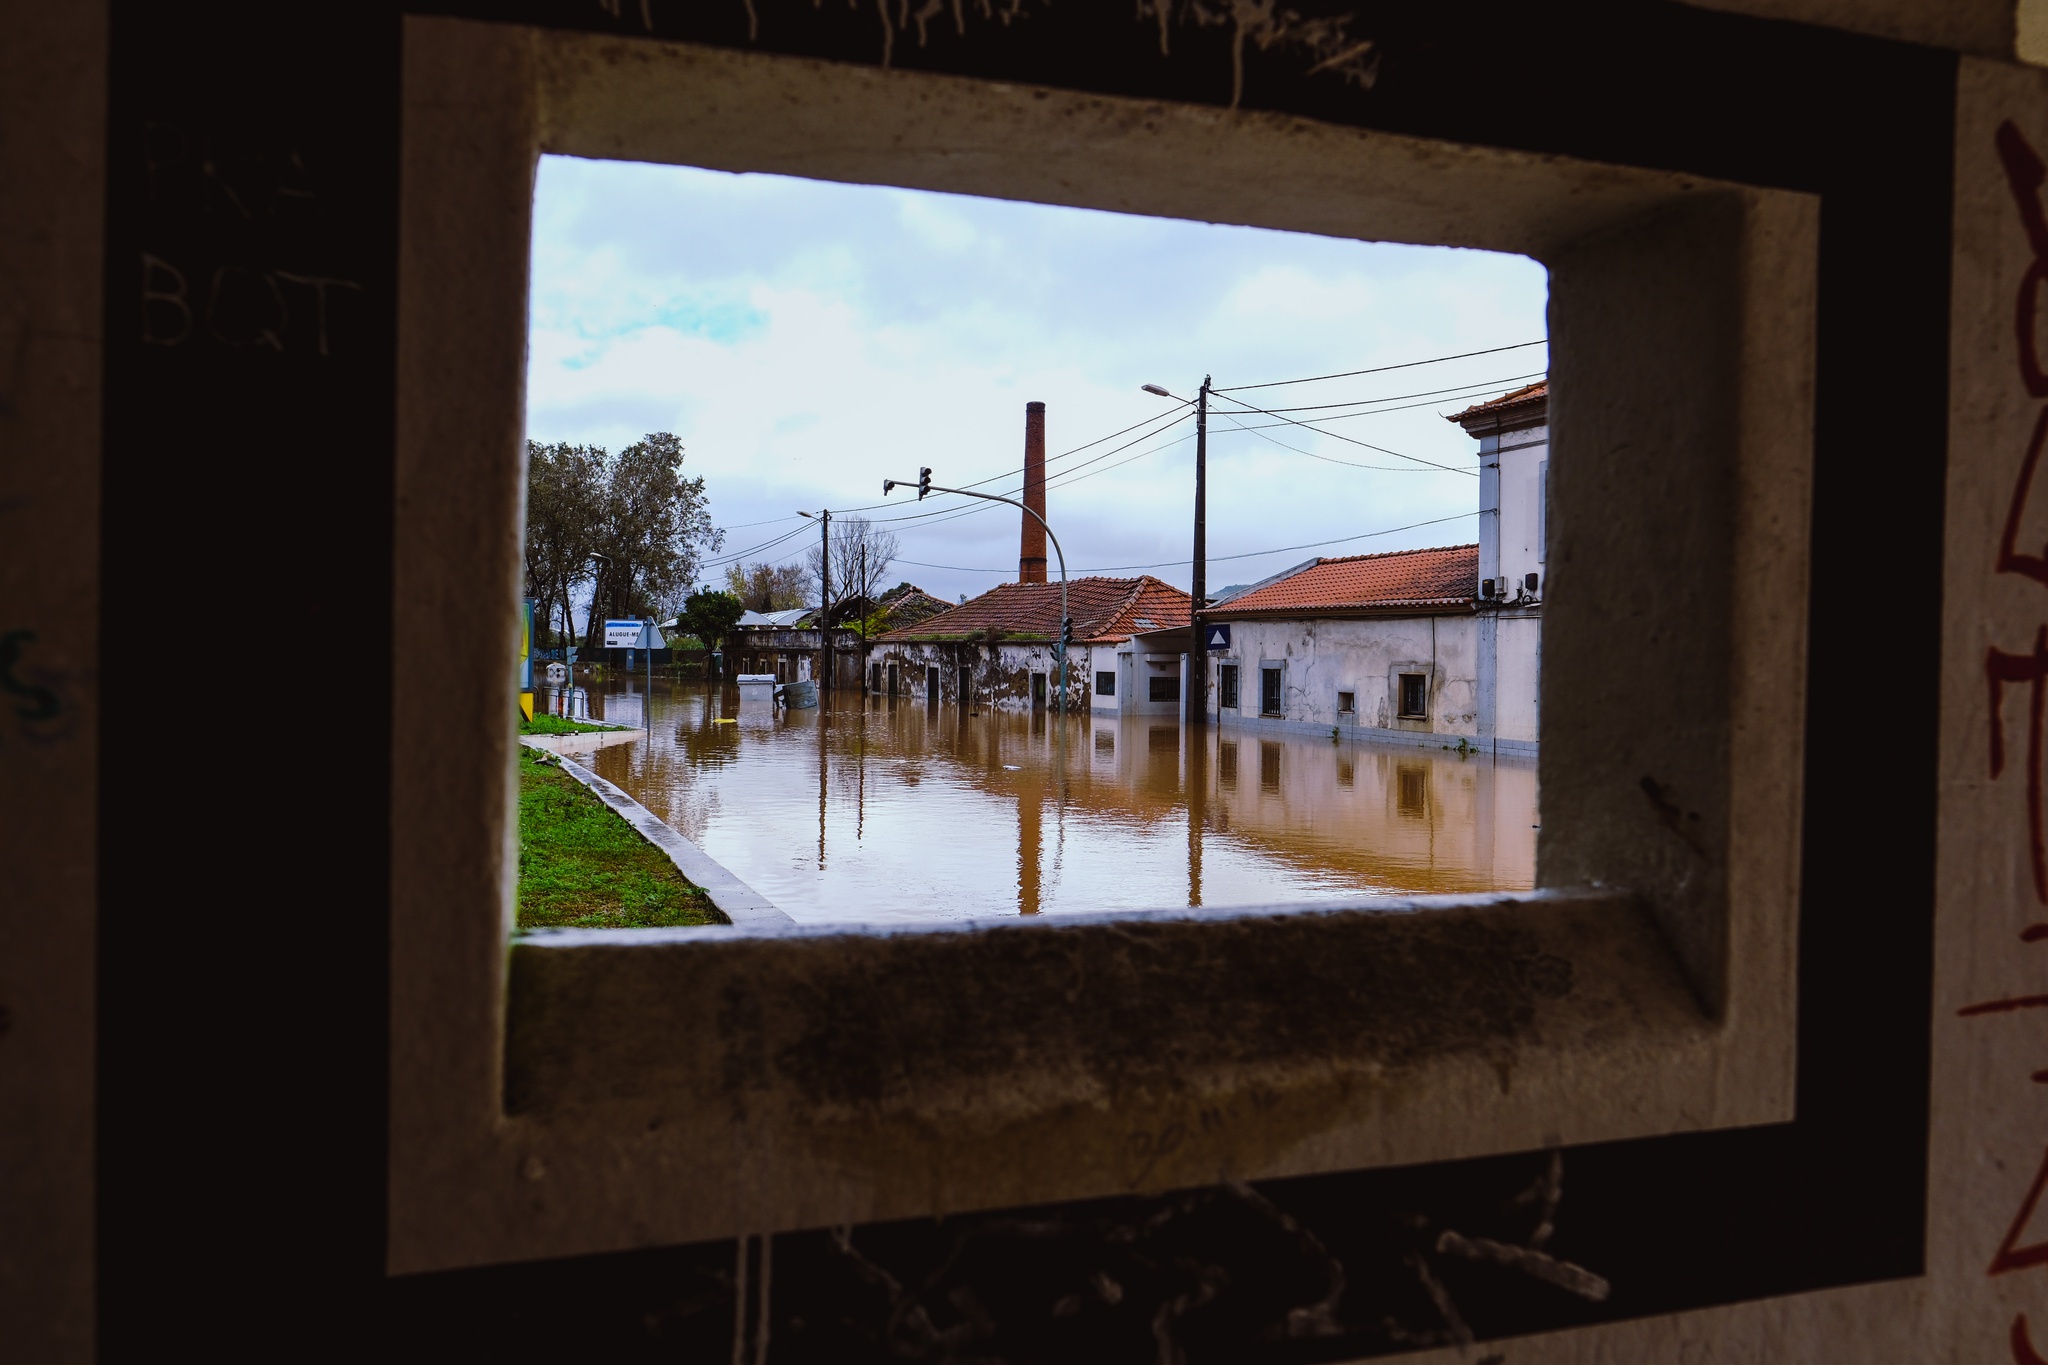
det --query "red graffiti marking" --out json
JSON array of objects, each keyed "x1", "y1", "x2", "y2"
[
  {"x1": 1989, "y1": 122, "x2": 2048, "y2": 907},
  {"x1": 2015, "y1": 1314, "x2": 2048, "y2": 1365},
  {"x1": 1993, "y1": 1147, "x2": 2048, "y2": 1277},
  {"x1": 1977, "y1": 117, "x2": 2048, "y2": 1365},
  {"x1": 1962, "y1": 994, "x2": 2048, "y2": 1017}
]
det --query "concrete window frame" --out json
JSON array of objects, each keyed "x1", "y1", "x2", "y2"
[{"x1": 391, "y1": 16, "x2": 1813, "y2": 1274}]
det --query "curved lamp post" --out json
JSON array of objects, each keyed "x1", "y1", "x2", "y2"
[{"x1": 882, "y1": 471, "x2": 1071, "y2": 713}]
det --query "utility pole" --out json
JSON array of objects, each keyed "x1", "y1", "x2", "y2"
[
  {"x1": 1189, "y1": 375, "x2": 1210, "y2": 727},
  {"x1": 859, "y1": 541, "x2": 868, "y2": 695},
  {"x1": 818, "y1": 507, "x2": 832, "y2": 694}
]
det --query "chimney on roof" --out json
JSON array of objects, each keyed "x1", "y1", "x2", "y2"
[{"x1": 1019, "y1": 401, "x2": 1047, "y2": 585}]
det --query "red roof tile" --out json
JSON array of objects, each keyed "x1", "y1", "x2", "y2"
[
  {"x1": 1207, "y1": 545, "x2": 1478, "y2": 616},
  {"x1": 1449, "y1": 379, "x2": 1547, "y2": 426},
  {"x1": 878, "y1": 575, "x2": 1191, "y2": 645}
]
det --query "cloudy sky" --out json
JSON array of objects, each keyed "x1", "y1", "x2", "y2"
[{"x1": 527, "y1": 155, "x2": 1550, "y2": 606}]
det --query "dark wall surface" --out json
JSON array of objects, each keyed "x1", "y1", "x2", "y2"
[{"x1": 97, "y1": 2, "x2": 1953, "y2": 1359}]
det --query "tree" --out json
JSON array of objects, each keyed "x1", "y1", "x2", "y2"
[
  {"x1": 525, "y1": 433, "x2": 727, "y2": 653},
  {"x1": 678, "y1": 589, "x2": 746, "y2": 670},
  {"x1": 724, "y1": 561, "x2": 809, "y2": 612},
  {"x1": 524, "y1": 441, "x2": 606, "y2": 649},
  {"x1": 806, "y1": 515, "x2": 900, "y2": 622}
]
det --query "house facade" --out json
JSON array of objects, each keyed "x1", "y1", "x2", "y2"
[
  {"x1": 872, "y1": 575, "x2": 1191, "y2": 711},
  {"x1": 1194, "y1": 382, "x2": 1547, "y2": 756}
]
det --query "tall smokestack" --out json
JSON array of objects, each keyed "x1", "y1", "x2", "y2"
[{"x1": 1019, "y1": 401, "x2": 1048, "y2": 584}]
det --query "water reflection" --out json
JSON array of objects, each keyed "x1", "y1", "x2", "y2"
[{"x1": 581, "y1": 681, "x2": 1537, "y2": 926}]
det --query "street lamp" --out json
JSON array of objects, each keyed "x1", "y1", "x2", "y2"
[
  {"x1": 1144, "y1": 379, "x2": 1211, "y2": 726},
  {"x1": 882, "y1": 471, "x2": 1072, "y2": 714}
]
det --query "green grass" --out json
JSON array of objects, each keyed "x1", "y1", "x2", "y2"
[
  {"x1": 520, "y1": 714, "x2": 617, "y2": 736},
  {"x1": 516, "y1": 747, "x2": 726, "y2": 929}
]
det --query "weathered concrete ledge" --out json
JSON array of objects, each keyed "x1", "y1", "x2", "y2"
[
  {"x1": 499, "y1": 889, "x2": 1734, "y2": 1249},
  {"x1": 522, "y1": 742, "x2": 795, "y2": 931}
]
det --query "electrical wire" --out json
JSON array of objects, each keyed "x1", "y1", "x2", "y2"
[
  {"x1": 1243, "y1": 370, "x2": 1547, "y2": 416},
  {"x1": 1211, "y1": 411, "x2": 1442, "y2": 473},
  {"x1": 1207, "y1": 389, "x2": 1477, "y2": 477},
  {"x1": 893, "y1": 510, "x2": 1478, "y2": 575},
  {"x1": 1215, "y1": 339, "x2": 1547, "y2": 392}
]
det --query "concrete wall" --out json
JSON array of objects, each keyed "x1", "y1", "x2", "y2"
[
  {"x1": 6, "y1": 1, "x2": 2025, "y2": 1359},
  {"x1": 871, "y1": 639, "x2": 1105, "y2": 710},
  {"x1": 1210, "y1": 615, "x2": 1483, "y2": 737}
]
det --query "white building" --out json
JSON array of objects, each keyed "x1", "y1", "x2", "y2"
[
  {"x1": 872, "y1": 575, "x2": 1192, "y2": 712},
  {"x1": 1191, "y1": 380, "x2": 1547, "y2": 756}
]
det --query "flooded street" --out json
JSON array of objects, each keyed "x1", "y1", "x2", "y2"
[{"x1": 577, "y1": 681, "x2": 1537, "y2": 926}]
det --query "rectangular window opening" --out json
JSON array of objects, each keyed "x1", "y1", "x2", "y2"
[
  {"x1": 1398, "y1": 673, "x2": 1428, "y2": 719},
  {"x1": 515, "y1": 150, "x2": 1559, "y2": 929},
  {"x1": 388, "y1": 32, "x2": 1825, "y2": 1281}
]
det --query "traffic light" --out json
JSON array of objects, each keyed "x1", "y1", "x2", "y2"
[
  {"x1": 1060, "y1": 615, "x2": 1073, "y2": 652},
  {"x1": 918, "y1": 467, "x2": 931, "y2": 500}
]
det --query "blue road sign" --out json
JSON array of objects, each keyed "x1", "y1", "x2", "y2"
[{"x1": 1204, "y1": 622, "x2": 1231, "y2": 651}]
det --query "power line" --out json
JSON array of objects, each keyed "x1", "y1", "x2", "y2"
[
  {"x1": 894, "y1": 510, "x2": 1478, "y2": 575},
  {"x1": 1245, "y1": 370, "x2": 1547, "y2": 416},
  {"x1": 1215, "y1": 339, "x2": 1547, "y2": 392},
  {"x1": 1207, "y1": 390, "x2": 1477, "y2": 477},
  {"x1": 1212, "y1": 411, "x2": 1448, "y2": 473}
]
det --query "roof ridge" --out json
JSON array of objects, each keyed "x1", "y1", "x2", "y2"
[{"x1": 1311, "y1": 542, "x2": 1479, "y2": 566}]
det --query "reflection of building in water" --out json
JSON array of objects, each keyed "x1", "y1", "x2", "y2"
[
  {"x1": 1072, "y1": 716, "x2": 1535, "y2": 897},
  {"x1": 1157, "y1": 381, "x2": 1547, "y2": 757}
]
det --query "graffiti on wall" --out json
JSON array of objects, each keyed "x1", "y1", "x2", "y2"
[
  {"x1": 591, "y1": 0, "x2": 1383, "y2": 107},
  {"x1": 1971, "y1": 117, "x2": 2048, "y2": 1365}
]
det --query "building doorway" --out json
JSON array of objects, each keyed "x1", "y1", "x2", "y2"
[{"x1": 1031, "y1": 672, "x2": 1047, "y2": 709}]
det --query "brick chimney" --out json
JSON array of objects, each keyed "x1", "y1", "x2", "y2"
[{"x1": 1019, "y1": 400, "x2": 1047, "y2": 584}]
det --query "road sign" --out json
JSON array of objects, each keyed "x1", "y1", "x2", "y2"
[
  {"x1": 604, "y1": 619, "x2": 651, "y2": 649},
  {"x1": 1204, "y1": 622, "x2": 1232, "y2": 651}
]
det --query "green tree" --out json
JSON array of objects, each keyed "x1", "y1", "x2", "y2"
[
  {"x1": 678, "y1": 589, "x2": 746, "y2": 670},
  {"x1": 524, "y1": 441, "x2": 605, "y2": 649}
]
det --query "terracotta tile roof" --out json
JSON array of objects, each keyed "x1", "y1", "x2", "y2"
[
  {"x1": 1449, "y1": 379, "x2": 1547, "y2": 427},
  {"x1": 878, "y1": 575, "x2": 1191, "y2": 645},
  {"x1": 1207, "y1": 544, "x2": 1478, "y2": 616}
]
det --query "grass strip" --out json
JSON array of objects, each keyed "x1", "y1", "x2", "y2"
[
  {"x1": 517, "y1": 747, "x2": 726, "y2": 929},
  {"x1": 521, "y1": 714, "x2": 617, "y2": 735}
]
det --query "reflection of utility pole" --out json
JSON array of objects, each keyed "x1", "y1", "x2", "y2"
[
  {"x1": 1187, "y1": 727, "x2": 1206, "y2": 907},
  {"x1": 818, "y1": 699, "x2": 828, "y2": 869}
]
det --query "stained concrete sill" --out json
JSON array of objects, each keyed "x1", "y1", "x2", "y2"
[{"x1": 501, "y1": 888, "x2": 1723, "y2": 1230}]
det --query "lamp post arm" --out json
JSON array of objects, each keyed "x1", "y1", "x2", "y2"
[{"x1": 885, "y1": 479, "x2": 1070, "y2": 709}]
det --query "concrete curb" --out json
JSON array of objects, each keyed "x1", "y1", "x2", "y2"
[
  {"x1": 520, "y1": 726, "x2": 644, "y2": 757},
  {"x1": 522, "y1": 740, "x2": 796, "y2": 931}
]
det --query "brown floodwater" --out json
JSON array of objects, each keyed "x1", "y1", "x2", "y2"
[{"x1": 578, "y1": 680, "x2": 1537, "y2": 926}]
